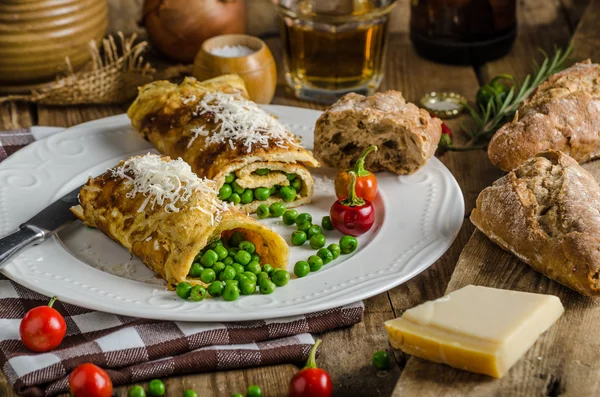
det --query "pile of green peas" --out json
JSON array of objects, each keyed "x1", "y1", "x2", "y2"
[
  {"x1": 127, "y1": 380, "x2": 263, "y2": 397},
  {"x1": 176, "y1": 231, "x2": 291, "y2": 302},
  {"x1": 217, "y1": 170, "x2": 302, "y2": 205}
]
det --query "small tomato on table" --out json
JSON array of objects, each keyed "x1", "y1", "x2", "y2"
[
  {"x1": 334, "y1": 145, "x2": 378, "y2": 202},
  {"x1": 330, "y1": 172, "x2": 375, "y2": 237},
  {"x1": 289, "y1": 339, "x2": 332, "y2": 397},
  {"x1": 19, "y1": 295, "x2": 66, "y2": 352},
  {"x1": 69, "y1": 363, "x2": 113, "y2": 397}
]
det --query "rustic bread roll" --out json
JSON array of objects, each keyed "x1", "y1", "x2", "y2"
[
  {"x1": 488, "y1": 60, "x2": 600, "y2": 171},
  {"x1": 471, "y1": 150, "x2": 600, "y2": 296},
  {"x1": 313, "y1": 91, "x2": 442, "y2": 175}
]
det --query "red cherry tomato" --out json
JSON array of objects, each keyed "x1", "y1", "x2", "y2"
[
  {"x1": 331, "y1": 172, "x2": 375, "y2": 237},
  {"x1": 289, "y1": 339, "x2": 332, "y2": 397},
  {"x1": 19, "y1": 296, "x2": 66, "y2": 352},
  {"x1": 69, "y1": 363, "x2": 113, "y2": 397},
  {"x1": 334, "y1": 145, "x2": 378, "y2": 202}
]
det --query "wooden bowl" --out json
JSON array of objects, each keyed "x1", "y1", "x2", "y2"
[
  {"x1": 193, "y1": 34, "x2": 277, "y2": 104},
  {"x1": 0, "y1": 0, "x2": 108, "y2": 86}
]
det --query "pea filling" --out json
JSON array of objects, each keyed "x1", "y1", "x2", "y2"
[
  {"x1": 217, "y1": 170, "x2": 302, "y2": 204},
  {"x1": 185, "y1": 231, "x2": 290, "y2": 300}
]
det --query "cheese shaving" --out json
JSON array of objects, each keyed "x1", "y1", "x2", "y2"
[
  {"x1": 193, "y1": 92, "x2": 298, "y2": 152},
  {"x1": 111, "y1": 153, "x2": 229, "y2": 224}
]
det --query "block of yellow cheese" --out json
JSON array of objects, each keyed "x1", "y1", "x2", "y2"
[{"x1": 384, "y1": 285, "x2": 563, "y2": 378}]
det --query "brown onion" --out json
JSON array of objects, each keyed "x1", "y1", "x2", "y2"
[{"x1": 142, "y1": 0, "x2": 246, "y2": 63}]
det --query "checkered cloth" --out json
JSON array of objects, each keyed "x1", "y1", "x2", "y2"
[{"x1": 0, "y1": 128, "x2": 365, "y2": 397}]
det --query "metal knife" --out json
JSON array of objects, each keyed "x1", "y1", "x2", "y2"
[{"x1": 0, "y1": 185, "x2": 81, "y2": 270}]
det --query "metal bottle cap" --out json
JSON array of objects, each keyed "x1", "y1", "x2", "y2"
[{"x1": 420, "y1": 91, "x2": 466, "y2": 118}]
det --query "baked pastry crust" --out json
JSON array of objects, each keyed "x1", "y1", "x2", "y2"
[
  {"x1": 488, "y1": 60, "x2": 600, "y2": 171},
  {"x1": 313, "y1": 91, "x2": 442, "y2": 175},
  {"x1": 471, "y1": 150, "x2": 600, "y2": 296},
  {"x1": 127, "y1": 75, "x2": 319, "y2": 213}
]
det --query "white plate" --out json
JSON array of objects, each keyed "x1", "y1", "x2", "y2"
[{"x1": 0, "y1": 105, "x2": 464, "y2": 322}]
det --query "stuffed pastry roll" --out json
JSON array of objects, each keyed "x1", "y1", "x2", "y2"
[
  {"x1": 127, "y1": 75, "x2": 319, "y2": 214},
  {"x1": 71, "y1": 153, "x2": 289, "y2": 287}
]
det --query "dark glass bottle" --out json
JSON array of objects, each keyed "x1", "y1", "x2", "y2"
[{"x1": 410, "y1": 0, "x2": 517, "y2": 65}]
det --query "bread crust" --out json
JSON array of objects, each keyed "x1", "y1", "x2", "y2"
[
  {"x1": 488, "y1": 60, "x2": 600, "y2": 171},
  {"x1": 313, "y1": 91, "x2": 442, "y2": 174},
  {"x1": 471, "y1": 150, "x2": 600, "y2": 296}
]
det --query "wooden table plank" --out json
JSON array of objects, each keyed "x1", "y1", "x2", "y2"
[
  {"x1": 392, "y1": 1, "x2": 600, "y2": 396},
  {"x1": 570, "y1": 0, "x2": 600, "y2": 62},
  {"x1": 0, "y1": 103, "x2": 34, "y2": 130}
]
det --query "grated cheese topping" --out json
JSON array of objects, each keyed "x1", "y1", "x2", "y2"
[
  {"x1": 192, "y1": 92, "x2": 298, "y2": 152},
  {"x1": 111, "y1": 153, "x2": 229, "y2": 223}
]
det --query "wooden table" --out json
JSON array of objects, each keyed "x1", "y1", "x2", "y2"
[{"x1": 1, "y1": 0, "x2": 599, "y2": 396}]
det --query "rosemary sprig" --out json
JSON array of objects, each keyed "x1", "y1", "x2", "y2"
[{"x1": 458, "y1": 44, "x2": 573, "y2": 148}]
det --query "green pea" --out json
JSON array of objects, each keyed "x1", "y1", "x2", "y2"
[
  {"x1": 308, "y1": 255, "x2": 323, "y2": 272},
  {"x1": 232, "y1": 263, "x2": 245, "y2": 274},
  {"x1": 207, "y1": 239, "x2": 223, "y2": 249},
  {"x1": 176, "y1": 282, "x2": 192, "y2": 299},
  {"x1": 291, "y1": 230, "x2": 307, "y2": 246},
  {"x1": 317, "y1": 248, "x2": 334, "y2": 264},
  {"x1": 222, "y1": 257, "x2": 234, "y2": 266},
  {"x1": 296, "y1": 220, "x2": 312, "y2": 232},
  {"x1": 148, "y1": 379, "x2": 165, "y2": 397},
  {"x1": 328, "y1": 243, "x2": 341, "y2": 259},
  {"x1": 240, "y1": 279, "x2": 257, "y2": 295},
  {"x1": 255, "y1": 168, "x2": 270, "y2": 176},
  {"x1": 372, "y1": 350, "x2": 390, "y2": 370},
  {"x1": 200, "y1": 268, "x2": 216, "y2": 283},
  {"x1": 272, "y1": 270, "x2": 290, "y2": 286},
  {"x1": 239, "y1": 241, "x2": 256, "y2": 254},
  {"x1": 270, "y1": 202, "x2": 286, "y2": 217},
  {"x1": 212, "y1": 262, "x2": 225, "y2": 276},
  {"x1": 256, "y1": 204, "x2": 270, "y2": 219},
  {"x1": 269, "y1": 185, "x2": 278, "y2": 195},
  {"x1": 291, "y1": 178, "x2": 302, "y2": 191},
  {"x1": 254, "y1": 187, "x2": 271, "y2": 201},
  {"x1": 246, "y1": 385, "x2": 263, "y2": 397},
  {"x1": 207, "y1": 281, "x2": 224, "y2": 297},
  {"x1": 235, "y1": 250, "x2": 252, "y2": 265},
  {"x1": 229, "y1": 193, "x2": 241, "y2": 204},
  {"x1": 183, "y1": 391, "x2": 197, "y2": 397},
  {"x1": 279, "y1": 186, "x2": 296, "y2": 202},
  {"x1": 193, "y1": 252, "x2": 203, "y2": 263},
  {"x1": 322, "y1": 216, "x2": 334, "y2": 231},
  {"x1": 286, "y1": 173, "x2": 297, "y2": 181},
  {"x1": 340, "y1": 235, "x2": 358, "y2": 254},
  {"x1": 309, "y1": 233, "x2": 326, "y2": 249},
  {"x1": 225, "y1": 279, "x2": 239, "y2": 287},
  {"x1": 251, "y1": 253, "x2": 260, "y2": 263},
  {"x1": 225, "y1": 173, "x2": 236, "y2": 184},
  {"x1": 246, "y1": 261, "x2": 262, "y2": 275},
  {"x1": 259, "y1": 279, "x2": 277, "y2": 294},
  {"x1": 235, "y1": 273, "x2": 249, "y2": 283},
  {"x1": 213, "y1": 245, "x2": 228, "y2": 260},
  {"x1": 232, "y1": 181, "x2": 245, "y2": 195},
  {"x1": 296, "y1": 213, "x2": 313, "y2": 225},
  {"x1": 128, "y1": 385, "x2": 145, "y2": 397},
  {"x1": 219, "y1": 265, "x2": 236, "y2": 281},
  {"x1": 244, "y1": 271, "x2": 258, "y2": 282},
  {"x1": 257, "y1": 271, "x2": 270, "y2": 284},
  {"x1": 189, "y1": 285, "x2": 207, "y2": 302},
  {"x1": 294, "y1": 261, "x2": 310, "y2": 277},
  {"x1": 262, "y1": 264, "x2": 274, "y2": 276},
  {"x1": 227, "y1": 247, "x2": 238, "y2": 257},
  {"x1": 307, "y1": 225, "x2": 322, "y2": 238},
  {"x1": 218, "y1": 184, "x2": 232, "y2": 200},
  {"x1": 282, "y1": 209, "x2": 299, "y2": 225},
  {"x1": 200, "y1": 250, "x2": 218, "y2": 267},
  {"x1": 240, "y1": 189, "x2": 254, "y2": 204},
  {"x1": 223, "y1": 284, "x2": 240, "y2": 301},
  {"x1": 229, "y1": 232, "x2": 245, "y2": 247},
  {"x1": 231, "y1": 394, "x2": 243, "y2": 397},
  {"x1": 189, "y1": 263, "x2": 204, "y2": 278}
]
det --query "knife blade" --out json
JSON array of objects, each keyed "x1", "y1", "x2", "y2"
[{"x1": 0, "y1": 185, "x2": 82, "y2": 270}]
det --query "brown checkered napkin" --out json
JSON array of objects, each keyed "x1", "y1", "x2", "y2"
[{"x1": 0, "y1": 128, "x2": 365, "y2": 397}]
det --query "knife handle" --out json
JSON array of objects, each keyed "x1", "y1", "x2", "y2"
[{"x1": 0, "y1": 225, "x2": 45, "y2": 271}]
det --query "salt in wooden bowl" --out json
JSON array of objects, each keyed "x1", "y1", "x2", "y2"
[{"x1": 193, "y1": 34, "x2": 277, "y2": 104}]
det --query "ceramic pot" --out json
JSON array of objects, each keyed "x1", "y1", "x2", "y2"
[{"x1": 0, "y1": 0, "x2": 108, "y2": 85}]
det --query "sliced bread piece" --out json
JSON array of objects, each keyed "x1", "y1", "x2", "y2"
[{"x1": 313, "y1": 91, "x2": 442, "y2": 175}]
